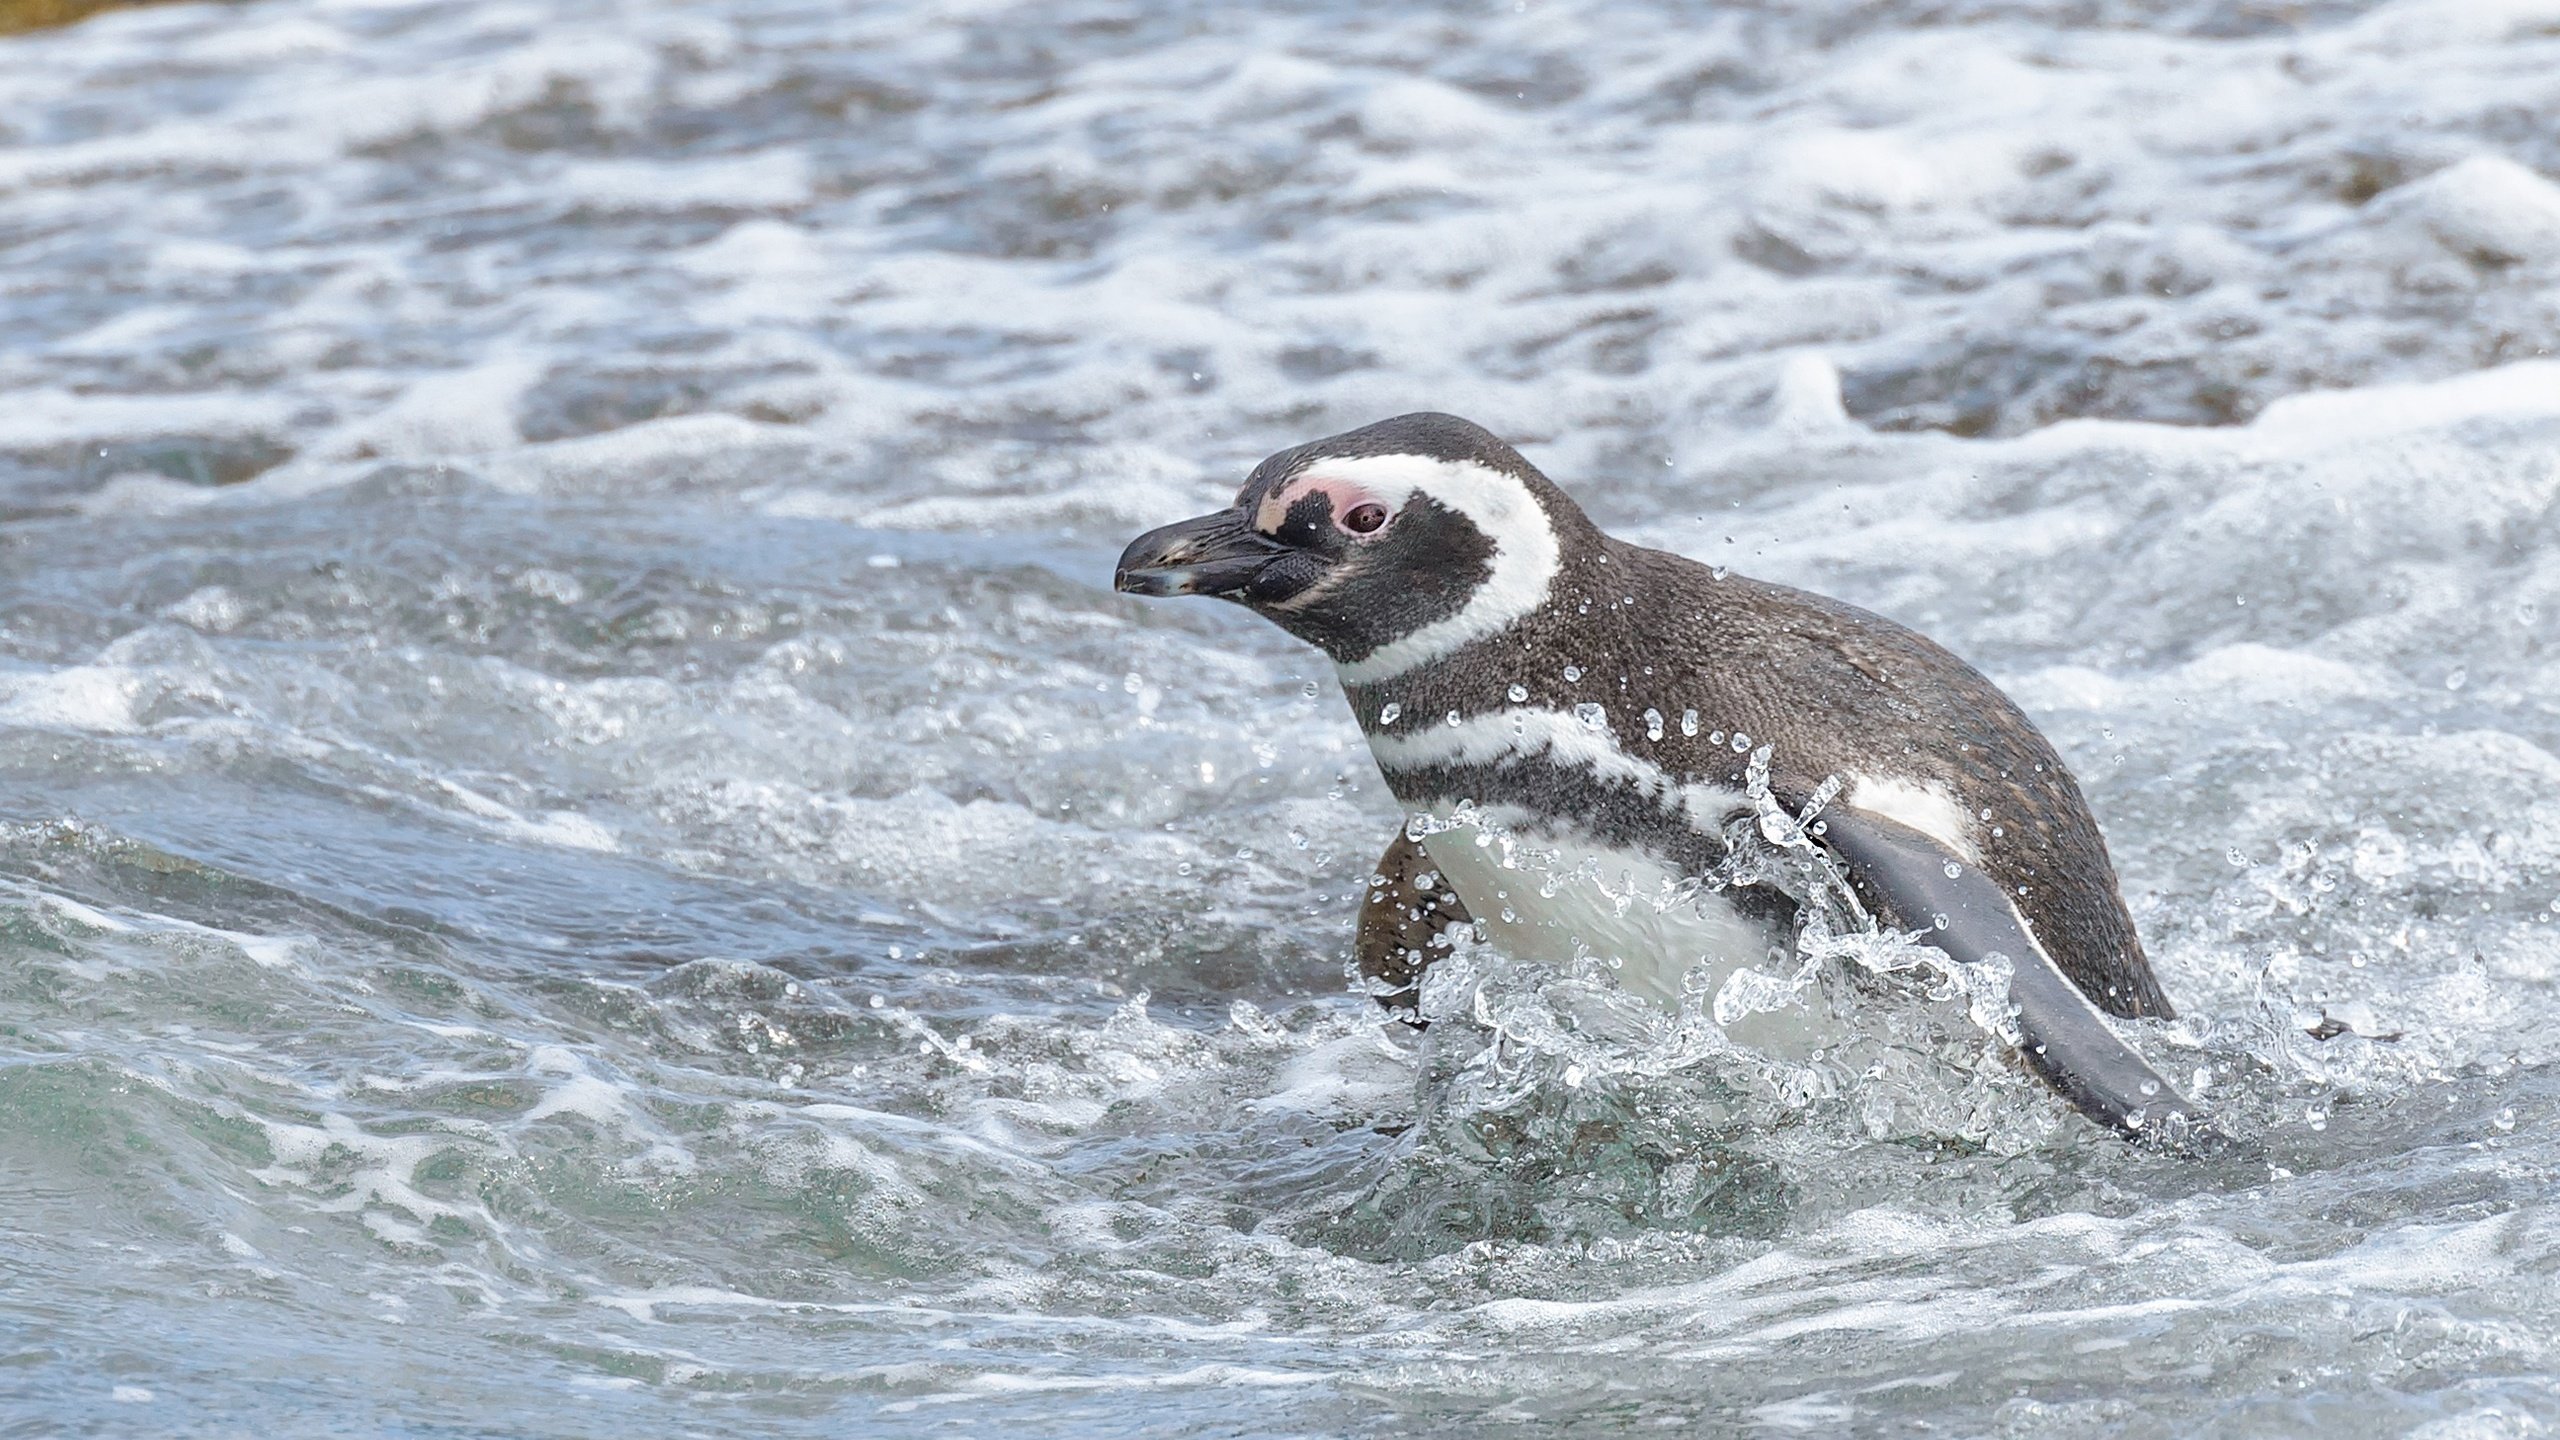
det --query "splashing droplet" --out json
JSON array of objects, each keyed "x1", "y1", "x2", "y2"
[
  {"x1": 1563, "y1": 665, "x2": 1583, "y2": 683},
  {"x1": 1643, "y1": 707, "x2": 1664, "y2": 740},
  {"x1": 1507, "y1": 683, "x2": 1529, "y2": 703},
  {"x1": 1573, "y1": 702, "x2": 1607, "y2": 730},
  {"x1": 1377, "y1": 703, "x2": 1401, "y2": 725}
]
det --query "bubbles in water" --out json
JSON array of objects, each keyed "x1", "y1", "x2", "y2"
[{"x1": 18, "y1": 0, "x2": 2560, "y2": 1424}]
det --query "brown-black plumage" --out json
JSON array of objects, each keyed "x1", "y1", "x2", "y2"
[
  {"x1": 1120, "y1": 411, "x2": 2193, "y2": 1136},
  {"x1": 1347, "y1": 538, "x2": 2173, "y2": 1020}
]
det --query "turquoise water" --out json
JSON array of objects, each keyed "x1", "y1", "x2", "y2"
[{"x1": 4, "y1": 0, "x2": 2559, "y2": 1433}]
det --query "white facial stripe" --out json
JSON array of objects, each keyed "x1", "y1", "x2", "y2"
[
  {"x1": 1315, "y1": 453, "x2": 1561, "y2": 686},
  {"x1": 1847, "y1": 774, "x2": 1980, "y2": 864},
  {"x1": 1367, "y1": 709, "x2": 1743, "y2": 831}
]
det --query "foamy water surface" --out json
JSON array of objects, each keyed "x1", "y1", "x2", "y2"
[{"x1": 4, "y1": 0, "x2": 2559, "y2": 1433}]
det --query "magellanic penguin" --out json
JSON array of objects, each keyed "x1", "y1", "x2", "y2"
[{"x1": 1115, "y1": 413, "x2": 2196, "y2": 1139}]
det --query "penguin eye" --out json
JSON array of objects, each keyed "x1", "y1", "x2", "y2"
[{"x1": 1341, "y1": 502, "x2": 1388, "y2": 535}]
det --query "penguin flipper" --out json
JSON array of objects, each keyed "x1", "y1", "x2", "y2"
[
  {"x1": 1354, "y1": 827, "x2": 1474, "y2": 1020},
  {"x1": 1817, "y1": 807, "x2": 2200, "y2": 1139}
]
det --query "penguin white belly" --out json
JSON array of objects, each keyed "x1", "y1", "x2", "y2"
[{"x1": 1416, "y1": 813, "x2": 1839, "y2": 1055}]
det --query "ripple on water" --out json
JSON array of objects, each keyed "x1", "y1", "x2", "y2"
[{"x1": 3, "y1": 0, "x2": 2560, "y2": 1432}]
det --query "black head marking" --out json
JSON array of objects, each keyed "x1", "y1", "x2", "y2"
[
  {"x1": 1258, "y1": 494, "x2": 1497, "y2": 660},
  {"x1": 1118, "y1": 413, "x2": 1600, "y2": 667}
]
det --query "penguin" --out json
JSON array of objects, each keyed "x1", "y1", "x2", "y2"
[{"x1": 1115, "y1": 413, "x2": 2195, "y2": 1138}]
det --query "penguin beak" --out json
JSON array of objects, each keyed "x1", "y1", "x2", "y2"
[{"x1": 1114, "y1": 508, "x2": 1293, "y2": 600}]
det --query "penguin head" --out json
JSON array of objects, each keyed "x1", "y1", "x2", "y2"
[{"x1": 1116, "y1": 413, "x2": 1594, "y2": 678}]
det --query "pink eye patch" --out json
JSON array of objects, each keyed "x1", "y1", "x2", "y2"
[{"x1": 1257, "y1": 473, "x2": 1389, "y2": 534}]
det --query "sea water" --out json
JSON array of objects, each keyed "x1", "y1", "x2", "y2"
[{"x1": 2, "y1": 0, "x2": 2557, "y2": 1433}]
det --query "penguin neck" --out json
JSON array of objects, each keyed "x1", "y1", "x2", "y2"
[
  {"x1": 1337, "y1": 536, "x2": 1645, "y2": 707},
  {"x1": 1337, "y1": 536, "x2": 1667, "y2": 808}
]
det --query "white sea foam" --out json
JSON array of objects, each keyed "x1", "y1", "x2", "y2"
[
  {"x1": 0, "y1": 664, "x2": 147, "y2": 733},
  {"x1": 3, "y1": 0, "x2": 2558, "y2": 1433}
]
